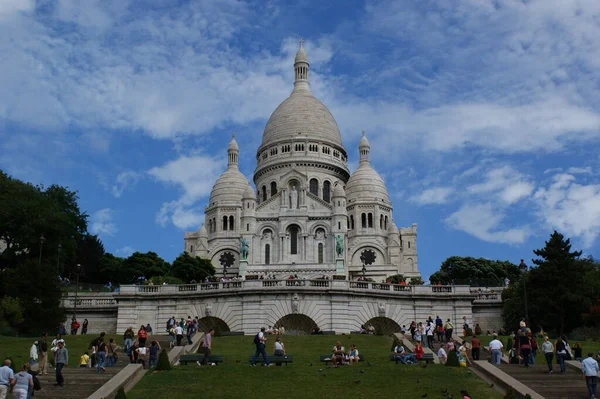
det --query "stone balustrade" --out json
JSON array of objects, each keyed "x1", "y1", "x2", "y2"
[
  {"x1": 61, "y1": 292, "x2": 117, "y2": 308},
  {"x1": 116, "y1": 280, "x2": 480, "y2": 297}
]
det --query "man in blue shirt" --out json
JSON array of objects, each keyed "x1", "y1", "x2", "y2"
[
  {"x1": 0, "y1": 359, "x2": 15, "y2": 399},
  {"x1": 582, "y1": 352, "x2": 599, "y2": 399}
]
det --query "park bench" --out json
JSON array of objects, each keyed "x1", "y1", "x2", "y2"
[
  {"x1": 320, "y1": 354, "x2": 365, "y2": 365},
  {"x1": 320, "y1": 331, "x2": 336, "y2": 335},
  {"x1": 179, "y1": 354, "x2": 225, "y2": 365},
  {"x1": 350, "y1": 331, "x2": 363, "y2": 335},
  {"x1": 221, "y1": 331, "x2": 245, "y2": 336},
  {"x1": 248, "y1": 355, "x2": 294, "y2": 366},
  {"x1": 422, "y1": 353, "x2": 435, "y2": 364}
]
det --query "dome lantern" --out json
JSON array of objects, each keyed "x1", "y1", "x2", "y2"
[
  {"x1": 293, "y1": 38, "x2": 310, "y2": 94},
  {"x1": 228, "y1": 133, "x2": 239, "y2": 168},
  {"x1": 359, "y1": 130, "x2": 370, "y2": 164}
]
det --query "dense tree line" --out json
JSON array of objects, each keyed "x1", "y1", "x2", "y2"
[
  {"x1": 0, "y1": 170, "x2": 214, "y2": 334},
  {"x1": 429, "y1": 256, "x2": 521, "y2": 287}
]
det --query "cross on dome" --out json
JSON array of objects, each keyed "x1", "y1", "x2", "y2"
[{"x1": 299, "y1": 38, "x2": 304, "y2": 48}]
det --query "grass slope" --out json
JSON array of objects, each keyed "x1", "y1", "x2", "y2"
[{"x1": 128, "y1": 335, "x2": 502, "y2": 399}]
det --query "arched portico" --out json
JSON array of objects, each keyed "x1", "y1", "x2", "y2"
[
  {"x1": 274, "y1": 314, "x2": 319, "y2": 336},
  {"x1": 363, "y1": 316, "x2": 402, "y2": 336},
  {"x1": 198, "y1": 316, "x2": 230, "y2": 335}
]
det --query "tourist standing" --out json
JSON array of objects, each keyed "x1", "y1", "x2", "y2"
[
  {"x1": 198, "y1": 328, "x2": 214, "y2": 366},
  {"x1": 29, "y1": 341, "x2": 38, "y2": 368},
  {"x1": 518, "y1": 331, "x2": 532, "y2": 368},
  {"x1": 12, "y1": 364, "x2": 33, "y2": 399},
  {"x1": 54, "y1": 340, "x2": 68, "y2": 387},
  {"x1": 138, "y1": 325, "x2": 148, "y2": 347},
  {"x1": 123, "y1": 327, "x2": 134, "y2": 353},
  {"x1": 96, "y1": 338, "x2": 107, "y2": 373},
  {"x1": 250, "y1": 327, "x2": 271, "y2": 366},
  {"x1": 489, "y1": 334, "x2": 504, "y2": 365},
  {"x1": 82, "y1": 319, "x2": 88, "y2": 335},
  {"x1": 555, "y1": 337, "x2": 567, "y2": 374},
  {"x1": 542, "y1": 336, "x2": 554, "y2": 374},
  {"x1": 445, "y1": 319, "x2": 453, "y2": 342},
  {"x1": 582, "y1": 353, "x2": 599, "y2": 399},
  {"x1": 148, "y1": 341, "x2": 161, "y2": 368},
  {"x1": 70, "y1": 318, "x2": 80, "y2": 335},
  {"x1": 174, "y1": 324, "x2": 183, "y2": 346},
  {"x1": 426, "y1": 321, "x2": 434, "y2": 349},
  {"x1": 106, "y1": 338, "x2": 117, "y2": 367},
  {"x1": 39, "y1": 333, "x2": 48, "y2": 376},
  {"x1": 471, "y1": 335, "x2": 481, "y2": 361},
  {"x1": 0, "y1": 359, "x2": 15, "y2": 399}
]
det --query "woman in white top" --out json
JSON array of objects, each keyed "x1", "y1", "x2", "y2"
[
  {"x1": 273, "y1": 337, "x2": 285, "y2": 356},
  {"x1": 29, "y1": 341, "x2": 38, "y2": 366}
]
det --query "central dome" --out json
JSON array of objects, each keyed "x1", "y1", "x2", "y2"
[
  {"x1": 259, "y1": 42, "x2": 344, "y2": 150},
  {"x1": 261, "y1": 93, "x2": 343, "y2": 148}
]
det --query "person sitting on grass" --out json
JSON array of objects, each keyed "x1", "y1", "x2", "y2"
[
  {"x1": 331, "y1": 341, "x2": 346, "y2": 367},
  {"x1": 414, "y1": 341, "x2": 424, "y2": 362},
  {"x1": 273, "y1": 337, "x2": 286, "y2": 356},
  {"x1": 348, "y1": 344, "x2": 359, "y2": 366}
]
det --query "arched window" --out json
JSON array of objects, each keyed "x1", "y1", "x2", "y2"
[
  {"x1": 385, "y1": 216, "x2": 388, "y2": 230},
  {"x1": 262, "y1": 186, "x2": 267, "y2": 202},
  {"x1": 323, "y1": 181, "x2": 331, "y2": 203},
  {"x1": 265, "y1": 244, "x2": 270, "y2": 265},
  {"x1": 408, "y1": 241, "x2": 411, "y2": 249},
  {"x1": 208, "y1": 220, "x2": 212, "y2": 233},
  {"x1": 368, "y1": 213, "x2": 373, "y2": 228},
  {"x1": 350, "y1": 215, "x2": 355, "y2": 230},
  {"x1": 270, "y1": 182, "x2": 277, "y2": 196},
  {"x1": 213, "y1": 218, "x2": 216, "y2": 232},
  {"x1": 190, "y1": 245, "x2": 194, "y2": 252},
  {"x1": 318, "y1": 243, "x2": 323, "y2": 264},
  {"x1": 309, "y1": 178, "x2": 318, "y2": 196},
  {"x1": 289, "y1": 225, "x2": 299, "y2": 255},
  {"x1": 361, "y1": 213, "x2": 366, "y2": 228},
  {"x1": 222, "y1": 215, "x2": 228, "y2": 231},
  {"x1": 229, "y1": 215, "x2": 234, "y2": 231},
  {"x1": 380, "y1": 215, "x2": 384, "y2": 229}
]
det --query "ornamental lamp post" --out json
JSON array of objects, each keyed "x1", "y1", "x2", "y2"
[
  {"x1": 73, "y1": 263, "x2": 82, "y2": 321},
  {"x1": 38, "y1": 234, "x2": 46, "y2": 266},
  {"x1": 519, "y1": 259, "x2": 529, "y2": 325},
  {"x1": 361, "y1": 263, "x2": 366, "y2": 279}
]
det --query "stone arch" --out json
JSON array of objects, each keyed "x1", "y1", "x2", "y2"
[
  {"x1": 274, "y1": 314, "x2": 319, "y2": 336},
  {"x1": 210, "y1": 247, "x2": 240, "y2": 274},
  {"x1": 350, "y1": 244, "x2": 387, "y2": 266},
  {"x1": 363, "y1": 316, "x2": 401, "y2": 336},
  {"x1": 198, "y1": 316, "x2": 230, "y2": 336},
  {"x1": 309, "y1": 222, "x2": 330, "y2": 237},
  {"x1": 259, "y1": 223, "x2": 278, "y2": 237}
]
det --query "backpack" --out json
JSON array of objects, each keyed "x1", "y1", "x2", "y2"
[{"x1": 253, "y1": 334, "x2": 260, "y2": 345}]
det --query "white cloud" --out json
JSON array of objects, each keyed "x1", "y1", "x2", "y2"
[
  {"x1": 116, "y1": 246, "x2": 135, "y2": 257},
  {"x1": 467, "y1": 166, "x2": 534, "y2": 205},
  {"x1": 112, "y1": 171, "x2": 142, "y2": 198},
  {"x1": 90, "y1": 208, "x2": 117, "y2": 236},
  {"x1": 446, "y1": 203, "x2": 529, "y2": 245},
  {"x1": 0, "y1": 0, "x2": 34, "y2": 18},
  {"x1": 534, "y1": 173, "x2": 600, "y2": 248},
  {"x1": 410, "y1": 187, "x2": 454, "y2": 205},
  {"x1": 567, "y1": 167, "x2": 593, "y2": 175},
  {"x1": 148, "y1": 155, "x2": 227, "y2": 228}
]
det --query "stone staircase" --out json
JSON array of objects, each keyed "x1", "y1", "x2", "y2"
[
  {"x1": 495, "y1": 363, "x2": 589, "y2": 399},
  {"x1": 35, "y1": 337, "x2": 173, "y2": 399}
]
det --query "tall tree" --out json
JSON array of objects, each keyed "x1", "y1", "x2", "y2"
[
  {"x1": 429, "y1": 256, "x2": 520, "y2": 286},
  {"x1": 525, "y1": 231, "x2": 588, "y2": 335},
  {"x1": 121, "y1": 251, "x2": 170, "y2": 282},
  {"x1": 171, "y1": 252, "x2": 216, "y2": 283},
  {"x1": 73, "y1": 234, "x2": 105, "y2": 283},
  {"x1": 98, "y1": 254, "x2": 127, "y2": 284}
]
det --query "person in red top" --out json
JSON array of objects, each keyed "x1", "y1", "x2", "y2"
[
  {"x1": 71, "y1": 318, "x2": 80, "y2": 335},
  {"x1": 414, "y1": 341, "x2": 424, "y2": 361},
  {"x1": 138, "y1": 325, "x2": 148, "y2": 347},
  {"x1": 471, "y1": 335, "x2": 481, "y2": 360}
]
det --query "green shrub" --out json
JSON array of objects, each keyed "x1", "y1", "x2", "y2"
[
  {"x1": 446, "y1": 349, "x2": 459, "y2": 367},
  {"x1": 155, "y1": 349, "x2": 171, "y2": 371},
  {"x1": 115, "y1": 386, "x2": 127, "y2": 399},
  {"x1": 506, "y1": 337, "x2": 513, "y2": 351}
]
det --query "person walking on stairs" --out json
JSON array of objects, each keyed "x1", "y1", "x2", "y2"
[{"x1": 582, "y1": 352, "x2": 599, "y2": 399}]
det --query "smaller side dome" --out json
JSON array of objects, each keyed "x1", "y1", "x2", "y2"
[
  {"x1": 387, "y1": 220, "x2": 399, "y2": 234},
  {"x1": 332, "y1": 182, "x2": 346, "y2": 198},
  {"x1": 243, "y1": 184, "x2": 256, "y2": 200},
  {"x1": 199, "y1": 223, "x2": 208, "y2": 238}
]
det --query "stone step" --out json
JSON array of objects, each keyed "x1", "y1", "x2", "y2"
[{"x1": 496, "y1": 364, "x2": 589, "y2": 399}]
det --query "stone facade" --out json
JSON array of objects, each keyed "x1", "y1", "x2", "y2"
[{"x1": 184, "y1": 42, "x2": 419, "y2": 282}]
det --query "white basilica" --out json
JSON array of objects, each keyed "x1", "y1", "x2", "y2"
[{"x1": 184, "y1": 42, "x2": 420, "y2": 281}]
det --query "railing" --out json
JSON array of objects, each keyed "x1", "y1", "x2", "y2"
[
  {"x1": 113, "y1": 281, "x2": 482, "y2": 297},
  {"x1": 62, "y1": 296, "x2": 116, "y2": 308}
]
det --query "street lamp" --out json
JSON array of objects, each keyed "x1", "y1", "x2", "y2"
[
  {"x1": 73, "y1": 264, "x2": 82, "y2": 321},
  {"x1": 361, "y1": 263, "x2": 366, "y2": 280},
  {"x1": 519, "y1": 259, "x2": 529, "y2": 325},
  {"x1": 38, "y1": 234, "x2": 46, "y2": 266},
  {"x1": 57, "y1": 244, "x2": 62, "y2": 275}
]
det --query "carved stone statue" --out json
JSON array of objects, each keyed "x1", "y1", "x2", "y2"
[
  {"x1": 205, "y1": 303, "x2": 212, "y2": 317},
  {"x1": 290, "y1": 185, "x2": 298, "y2": 209},
  {"x1": 240, "y1": 237, "x2": 249, "y2": 260},
  {"x1": 291, "y1": 293, "x2": 300, "y2": 314},
  {"x1": 378, "y1": 302, "x2": 386, "y2": 317},
  {"x1": 335, "y1": 235, "x2": 344, "y2": 257}
]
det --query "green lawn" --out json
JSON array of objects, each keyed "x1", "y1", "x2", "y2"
[
  {"x1": 0, "y1": 334, "x2": 122, "y2": 367},
  {"x1": 127, "y1": 335, "x2": 502, "y2": 399}
]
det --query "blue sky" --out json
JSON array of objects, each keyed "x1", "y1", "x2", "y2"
[{"x1": 1, "y1": 0, "x2": 599, "y2": 280}]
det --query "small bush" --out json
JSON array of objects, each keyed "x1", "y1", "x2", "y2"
[
  {"x1": 446, "y1": 349, "x2": 460, "y2": 367},
  {"x1": 155, "y1": 349, "x2": 171, "y2": 371},
  {"x1": 115, "y1": 386, "x2": 127, "y2": 399}
]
